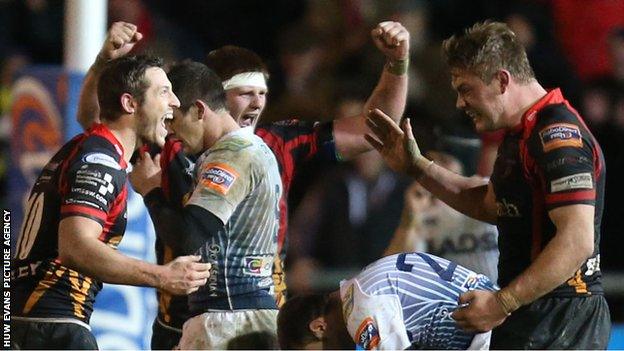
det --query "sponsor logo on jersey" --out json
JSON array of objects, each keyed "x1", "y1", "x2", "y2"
[
  {"x1": 550, "y1": 172, "x2": 593, "y2": 192},
  {"x1": 585, "y1": 254, "x2": 601, "y2": 276},
  {"x1": 200, "y1": 163, "x2": 238, "y2": 195},
  {"x1": 243, "y1": 256, "x2": 272, "y2": 276},
  {"x1": 83, "y1": 152, "x2": 122, "y2": 170},
  {"x1": 206, "y1": 244, "x2": 221, "y2": 297},
  {"x1": 539, "y1": 123, "x2": 582, "y2": 152},
  {"x1": 355, "y1": 317, "x2": 380, "y2": 350},
  {"x1": 98, "y1": 173, "x2": 115, "y2": 195}
]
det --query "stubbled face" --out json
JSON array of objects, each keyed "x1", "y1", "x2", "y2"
[
  {"x1": 225, "y1": 85, "x2": 267, "y2": 128},
  {"x1": 451, "y1": 67, "x2": 505, "y2": 132},
  {"x1": 167, "y1": 105, "x2": 204, "y2": 155},
  {"x1": 136, "y1": 67, "x2": 180, "y2": 147}
]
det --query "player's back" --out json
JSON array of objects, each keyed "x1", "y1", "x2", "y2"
[
  {"x1": 341, "y1": 252, "x2": 496, "y2": 349},
  {"x1": 188, "y1": 127, "x2": 282, "y2": 312},
  {"x1": 12, "y1": 124, "x2": 129, "y2": 325}
]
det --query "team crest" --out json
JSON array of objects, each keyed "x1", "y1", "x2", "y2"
[
  {"x1": 200, "y1": 163, "x2": 238, "y2": 195},
  {"x1": 355, "y1": 317, "x2": 380, "y2": 350},
  {"x1": 539, "y1": 123, "x2": 582, "y2": 152}
]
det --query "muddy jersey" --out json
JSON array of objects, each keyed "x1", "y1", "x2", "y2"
[
  {"x1": 491, "y1": 88, "x2": 605, "y2": 296},
  {"x1": 11, "y1": 124, "x2": 128, "y2": 325},
  {"x1": 186, "y1": 127, "x2": 282, "y2": 313},
  {"x1": 154, "y1": 120, "x2": 335, "y2": 328},
  {"x1": 340, "y1": 253, "x2": 497, "y2": 350}
]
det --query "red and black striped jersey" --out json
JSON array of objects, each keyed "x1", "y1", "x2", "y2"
[
  {"x1": 154, "y1": 120, "x2": 336, "y2": 328},
  {"x1": 491, "y1": 89, "x2": 605, "y2": 296},
  {"x1": 12, "y1": 123, "x2": 129, "y2": 324}
]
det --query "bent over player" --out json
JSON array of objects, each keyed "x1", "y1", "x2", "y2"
[{"x1": 278, "y1": 252, "x2": 497, "y2": 350}]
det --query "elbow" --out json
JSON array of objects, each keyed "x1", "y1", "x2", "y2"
[
  {"x1": 58, "y1": 240, "x2": 82, "y2": 271},
  {"x1": 578, "y1": 236, "x2": 595, "y2": 262}
]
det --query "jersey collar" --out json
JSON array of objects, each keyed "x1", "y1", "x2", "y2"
[
  {"x1": 88, "y1": 123, "x2": 128, "y2": 169},
  {"x1": 509, "y1": 88, "x2": 565, "y2": 135}
]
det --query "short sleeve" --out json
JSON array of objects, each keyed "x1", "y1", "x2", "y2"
[
  {"x1": 530, "y1": 106, "x2": 599, "y2": 210},
  {"x1": 60, "y1": 150, "x2": 127, "y2": 225},
  {"x1": 186, "y1": 147, "x2": 255, "y2": 224}
]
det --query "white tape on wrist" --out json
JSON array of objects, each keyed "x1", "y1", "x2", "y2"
[{"x1": 222, "y1": 72, "x2": 267, "y2": 90}]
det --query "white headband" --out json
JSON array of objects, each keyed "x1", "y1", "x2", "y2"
[{"x1": 222, "y1": 72, "x2": 267, "y2": 90}]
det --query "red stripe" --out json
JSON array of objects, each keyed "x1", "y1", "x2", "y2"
[
  {"x1": 58, "y1": 135, "x2": 88, "y2": 195},
  {"x1": 257, "y1": 127, "x2": 317, "y2": 251},
  {"x1": 89, "y1": 124, "x2": 127, "y2": 168},
  {"x1": 99, "y1": 185, "x2": 128, "y2": 242},
  {"x1": 545, "y1": 190, "x2": 595, "y2": 204},
  {"x1": 519, "y1": 129, "x2": 545, "y2": 261},
  {"x1": 61, "y1": 204, "x2": 107, "y2": 221}
]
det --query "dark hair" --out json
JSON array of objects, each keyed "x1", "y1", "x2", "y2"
[
  {"x1": 226, "y1": 331, "x2": 278, "y2": 350},
  {"x1": 277, "y1": 294, "x2": 329, "y2": 349},
  {"x1": 442, "y1": 21, "x2": 535, "y2": 84},
  {"x1": 206, "y1": 45, "x2": 269, "y2": 82},
  {"x1": 167, "y1": 60, "x2": 226, "y2": 113},
  {"x1": 97, "y1": 55, "x2": 164, "y2": 121}
]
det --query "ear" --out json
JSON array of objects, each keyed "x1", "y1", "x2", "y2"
[
  {"x1": 120, "y1": 93, "x2": 137, "y2": 114},
  {"x1": 194, "y1": 99, "x2": 209, "y2": 120},
  {"x1": 309, "y1": 316, "x2": 327, "y2": 339},
  {"x1": 496, "y1": 69, "x2": 511, "y2": 94}
]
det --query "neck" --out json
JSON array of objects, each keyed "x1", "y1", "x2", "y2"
[
  {"x1": 505, "y1": 79, "x2": 548, "y2": 128},
  {"x1": 103, "y1": 115, "x2": 138, "y2": 163},
  {"x1": 204, "y1": 110, "x2": 241, "y2": 149}
]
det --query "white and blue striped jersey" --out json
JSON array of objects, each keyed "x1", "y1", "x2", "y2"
[
  {"x1": 340, "y1": 252, "x2": 497, "y2": 350},
  {"x1": 187, "y1": 127, "x2": 282, "y2": 312}
]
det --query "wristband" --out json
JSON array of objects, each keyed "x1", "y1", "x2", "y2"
[
  {"x1": 495, "y1": 289, "x2": 521, "y2": 316},
  {"x1": 386, "y1": 58, "x2": 409, "y2": 75}
]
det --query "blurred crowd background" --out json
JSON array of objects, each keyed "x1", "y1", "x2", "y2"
[{"x1": 1, "y1": 0, "x2": 623, "y2": 323}]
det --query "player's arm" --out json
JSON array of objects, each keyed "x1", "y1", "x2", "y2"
[
  {"x1": 58, "y1": 216, "x2": 209, "y2": 295},
  {"x1": 366, "y1": 109, "x2": 498, "y2": 223},
  {"x1": 143, "y1": 188, "x2": 225, "y2": 255},
  {"x1": 452, "y1": 204, "x2": 595, "y2": 333},
  {"x1": 333, "y1": 21, "x2": 409, "y2": 159},
  {"x1": 501, "y1": 204, "x2": 594, "y2": 310},
  {"x1": 383, "y1": 182, "x2": 430, "y2": 256},
  {"x1": 77, "y1": 22, "x2": 142, "y2": 129}
]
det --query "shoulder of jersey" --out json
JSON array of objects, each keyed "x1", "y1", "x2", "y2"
[
  {"x1": 211, "y1": 135, "x2": 254, "y2": 153},
  {"x1": 78, "y1": 136, "x2": 123, "y2": 170}
]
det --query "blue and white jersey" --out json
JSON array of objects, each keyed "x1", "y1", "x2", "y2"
[
  {"x1": 339, "y1": 252, "x2": 497, "y2": 350},
  {"x1": 187, "y1": 127, "x2": 282, "y2": 312}
]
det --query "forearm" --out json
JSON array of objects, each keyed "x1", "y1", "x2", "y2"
[
  {"x1": 334, "y1": 67, "x2": 408, "y2": 159},
  {"x1": 61, "y1": 232, "x2": 163, "y2": 288},
  {"x1": 501, "y1": 209, "x2": 594, "y2": 311},
  {"x1": 77, "y1": 56, "x2": 107, "y2": 129},
  {"x1": 415, "y1": 161, "x2": 495, "y2": 223},
  {"x1": 501, "y1": 228, "x2": 591, "y2": 312},
  {"x1": 364, "y1": 65, "x2": 408, "y2": 122}
]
